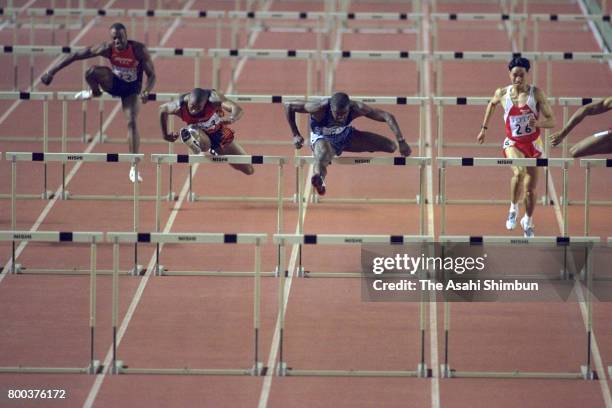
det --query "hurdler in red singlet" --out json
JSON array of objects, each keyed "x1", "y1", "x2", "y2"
[
  {"x1": 159, "y1": 88, "x2": 254, "y2": 175},
  {"x1": 476, "y1": 57, "x2": 556, "y2": 238}
]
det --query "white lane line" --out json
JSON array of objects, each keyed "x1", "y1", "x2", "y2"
[
  {"x1": 83, "y1": 1, "x2": 274, "y2": 406},
  {"x1": 547, "y1": 173, "x2": 612, "y2": 407},
  {"x1": 422, "y1": 1, "x2": 439, "y2": 407},
  {"x1": 0, "y1": 0, "x2": 118, "y2": 282},
  {"x1": 257, "y1": 2, "x2": 347, "y2": 405},
  {"x1": 0, "y1": 0, "x2": 117, "y2": 125}
]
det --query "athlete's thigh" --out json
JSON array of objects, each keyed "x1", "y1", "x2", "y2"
[
  {"x1": 570, "y1": 131, "x2": 612, "y2": 157},
  {"x1": 344, "y1": 129, "x2": 393, "y2": 153}
]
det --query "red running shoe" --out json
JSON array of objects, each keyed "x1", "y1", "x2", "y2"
[{"x1": 311, "y1": 174, "x2": 326, "y2": 196}]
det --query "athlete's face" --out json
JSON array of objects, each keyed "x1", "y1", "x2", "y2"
[
  {"x1": 509, "y1": 67, "x2": 528, "y2": 87},
  {"x1": 110, "y1": 28, "x2": 128, "y2": 50},
  {"x1": 188, "y1": 95, "x2": 206, "y2": 115},
  {"x1": 331, "y1": 105, "x2": 349, "y2": 122}
]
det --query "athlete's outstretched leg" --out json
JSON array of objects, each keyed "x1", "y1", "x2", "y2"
[
  {"x1": 344, "y1": 129, "x2": 396, "y2": 153},
  {"x1": 219, "y1": 141, "x2": 254, "y2": 175},
  {"x1": 312, "y1": 139, "x2": 334, "y2": 195},
  {"x1": 569, "y1": 131, "x2": 612, "y2": 157},
  {"x1": 84, "y1": 66, "x2": 114, "y2": 97}
]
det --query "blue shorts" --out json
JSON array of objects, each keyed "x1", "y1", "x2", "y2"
[
  {"x1": 310, "y1": 126, "x2": 354, "y2": 156},
  {"x1": 108, "y1": 75, "x2": 141, "y2": 98}
]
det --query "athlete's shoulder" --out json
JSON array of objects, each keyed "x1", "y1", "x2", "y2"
[{"x1": 130, "y1": 41, "x2": 150, "y2": 59}]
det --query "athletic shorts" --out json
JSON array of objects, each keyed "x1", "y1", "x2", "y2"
[
  {"x1": 310, "y1": 126, "x2": 354, "y2": 156},
  {"x1": 108, "y1": 75, "x2": 141, "y2": 98},
  {"x1": 207, "y1": 127, "x2": 235, "y2": 151},
  {"x1": 503, "y1": 136, "x2": 544, "y2": 159}
]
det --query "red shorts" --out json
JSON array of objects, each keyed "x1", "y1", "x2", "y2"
[
  {"x1": 502, "y1": 137, "x2": 543, "y2": 158},
  {"x1": 207, "y1": 126, "x2": 235, "y2": 151}
]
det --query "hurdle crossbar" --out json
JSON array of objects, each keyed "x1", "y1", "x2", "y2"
[
  {"x1": 531, "y1": 14, "x2": 611, "y2": 52},
  {"x1": 151, "y1": 153, "x2": 285, "y2": 276},
  {"x1": 296, "y1": 156, "x2": 430, "y2": 234},
  {"x1": 433, "y1": 51, "x2": 612, "y2": 97},
  {"x1": 580, "y1": 159, "x2": 612, "y2": 235},
  {"x1": 27, "y1": 8, "x2": 125, "y2": 17},
  {"x1": 106, "y1": 231, "x2": 266, "y2": 376},
  {"x1": 0, "y1": 230, "x2": 102, "y2": 374},
  {"x1": 437, "y1": 157, "x2": 573, "y2": 235},
  {"x1": 438, "y1": 235, "x2": 599, "y2": 380},
  {"x1": 273, "y1": 233, "x2": 432, "y2": 377}
]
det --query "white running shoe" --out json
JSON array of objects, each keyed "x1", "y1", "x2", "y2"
[
  {"x1": 520, "y1": 216, "x2": 534, "y2": 238},
  {"x1": 505, "y1": 211, "x2": 517, "y2": 230},
  {"x1": 129, "y1": 165, "x2": 142, "y2": 183},
  {"x1": 180, "y1": 127, "x2": 203, "y2": 155},
  {"x1": 74, "y1": 89, "x2": 93, "y2": 100}
]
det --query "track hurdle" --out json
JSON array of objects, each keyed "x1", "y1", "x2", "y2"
[
  {"x1": 432, "y1": 96, "x2": 556, "y2": 154},
  {"x1": 126, "y1": 9, "x2": 226, "y2": 48},
  {"x1": 432, "y1": 51, "x2": 611, "y2": 97},
  {"x1": 580, "y1": 159, "x2": 612, "y2": 236},
  {"x1": 150, "y1": 153, "x2": 286, "y2": 275},
  {"x1": 0, "y1": 91, "x2": 53, "y2": 145},
  {"x1": 273, "y1": 233, "x2": 432, "y2": 377},
  {"x1": 295, "y1": 156, "x2": 430, "y2": 236},
  {"x1": 531, "y1": 14, "x2": 611, "y2": 52},
  {"x1": 26, "y1": 8, "x2": 125, "y2": 44},
  {"x1": 0, "y1": 230, "x2": 102, "y2": 374},
  {"x1": 438, "y1": 235, "x2": 600, "y2": 380},
  {"x1": 107, "y1": 231, "x2": 267, "y2": 376},
  {"x1": 430, "y1": 13, "x2": 528, "y2": 52},
  {"x1": 437, "y1": 157, "x2": 573, "y2": 235}
]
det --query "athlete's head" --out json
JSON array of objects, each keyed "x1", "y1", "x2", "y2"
[
  {"x1": 508, "y1": 57, "x2": 530, "y2": 87},
  {"x1": 187, "y1": 88, "x2": 208, "y2": 115},
  {"x1": 330, "y1": 92, "x2": 350, "y2": 122},
  {"x1": 109, "y1": 23, "x2": 128, "y2": 50}
]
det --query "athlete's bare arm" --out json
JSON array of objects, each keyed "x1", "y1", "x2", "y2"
[
  {"x1": 550, "y1": 96, "x2": 612, "y2": 146},
  {"x1": 477, "y1": 87, "x2": 504, "y2": 144},
  {"x1": 159, "y1": 99, "x2": 182, "y2": 142},
  {"x1": 283, "y1": 99, "x2": 327, "y2": 149},
  {"x1": 210, "y1": 90, "x2": 243, "y2": 124},
  {"x1": 134, "y1": 42, "x2": 156, "y2": 104},
  {"x1": 351, "y1": 101, "x2": 411, "y2": 156},
  {"x1": 41, "y1": 42, "x2": 111, "y2": 85},
  {"x1": 532, "y1": 87, "x2": 555, "y2": 130}
]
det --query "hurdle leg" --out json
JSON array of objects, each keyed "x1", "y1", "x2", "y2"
[
  {"x1": 418, "y1": 163, "x2": 425, "y2": 235},
  {"x1": 584, "y1": 165, "x2": 591, "y2": 236},
  {"x1": 43, "y1": 99, "x2": 52, "y2": 199},
  {"x1": 112, "y1": 239, "x2": 122, "y2": 374},
  {"x1": 439, "y1": 165, "x2": 447, "y2": 235},
  {"x1": 562, "y1": 162, "x2": 569, "y2": 236},
  {"x1": 252, "y1": 239, "x2": 263, "y2": 375},
  {"x1": 582, "y1": 245, "x2": 596, "y2": 380},
  {"x1": 88, "y1": 240, "x2": 101, "y2": 374},
  {"x1": 276, "y1": 161, "x2": 284, "y2": 273},
  {"x1": 132, "y1": 159, "x2": 142, "y2": 276},
  {"x1": 277, "y1": 238, "x2": 288, "y2": 376}
]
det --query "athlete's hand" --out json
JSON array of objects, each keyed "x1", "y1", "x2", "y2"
[
  {"x1": 140, "y1": 91, "x2": 150, "y2": 104},
  {"x1": 40, "y1": 72, "x2": 54, "y2": 86},
  {"x1": 477, "y1": 130, "x2": 486, "y2": 144},
  {"x1": 293, "y1": 134, "x2": 304, "y2": 149},
  {"x1": 398, "y1": 140, "x2": 412, "y2": 157},
  {"x1": 163, "y1": 132, "x2": 179, "y2": 142},
  {"x1": 549, "y1": 131, "x2": 566, "y2": 147}
]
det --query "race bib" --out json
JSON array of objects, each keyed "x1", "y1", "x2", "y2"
[
  {"x1": 313, "y1": 125, "x2": 347, "y2": 136},
  {"x1": 194, "y1": 113, "x2": 222, "y2": 132},
  {"x1": 509, "y1": 114, "x2": 535, "y2": 138},
  {"x1": 112, "y1": 66, "x2": 138, "y2": 83}
]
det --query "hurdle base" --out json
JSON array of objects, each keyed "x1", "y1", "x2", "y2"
[
  {"x1": 10, "y1": 263, "x2": 23, "y2": 274},
  {"x1": 608, "y1": 366, "x2": 611, "y2": 379},
  {"x1": 284, "y1": 368, "x2": 422, "y2": 377},
  {"x1": 251, "y1": 362, "x2": 265, "y2": 376},
  {"x1": 581, "y1": 365, "x2": 597, "y2": 380},
  {"x1": 84, "y1": 133, "x2": 108, "y2": 143},
  {"x1": 166, "y1": 192, "x2": 178, "y2": 201},
  {"x1": 112, "y1": 360, "x2": 124, "y2": 375},
  {"x1": 277, "y1": 362, "x2": 288, "y2": 376},
  {"x1": 42, "y1": 190, "x2": 55, "y2": 200},
  {"x1": 61, "y1": 190, "x2": 71, "y2": 200},
  {"x1": 417, "y1": 363, "x2": 431, "y2": 378},
  {"x1": 154, "y1": 264, "x2": 166, "y2": 276},
  {"x1": 88, "y1": 360, "x2": 103, "y2": 374},
  {"x1": 188, "y1": 192, "x2": 197, "y2": 202},
  {"x1": 440, "y1": 364, "x2": 454, "y2": 378},
  {"x1": 129, "y1": 265, "x2": 145, "y2": 276},
  {"x1": 118, "y1": 366, "x2": 257, "y2": 376},
  {"x1": 297, "y1": 266, "x2": 305, "y2": 277}
]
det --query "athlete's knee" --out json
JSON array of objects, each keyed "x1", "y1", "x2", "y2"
[
  {"x1": 243, "y1": 165, "x2": 255, "y2": 175},
  {"x1": 85, "y1": 66, "x2": 103, "y2": 81},
  {"x1": 384, "y1": 139, "x2": 397, "y2": 153}
]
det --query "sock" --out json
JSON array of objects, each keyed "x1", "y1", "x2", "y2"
[
  {"x1": 509, "y1": 202, "x2": 518, "y2": 213},
  {"x1": 523, "y1": 214, "x2": 532, "y2": 226}
]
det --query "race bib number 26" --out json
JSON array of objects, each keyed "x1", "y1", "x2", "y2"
[{"x1": 510, "y1": 114, "x2": 534, "y2": 137}]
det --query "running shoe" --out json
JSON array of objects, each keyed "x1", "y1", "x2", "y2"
[
  {"x1": 311, "y1": 174, "x2": 326, "y2": 196},
  {"x1": 520, "y1": 216, "x2": 534, "y2": 238},
  {"x1": 180, "y1": 127, "x2": 203, "y2": 155},
  {"x1": 129, "y1": 164, "x2": 142, "y2": 183},
  {"x1": 74, "y1": 89, "x2": 93, "y2": 100},
  {"x1": 506, "y1": 211, "x2": 517, "y2": 230}
]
